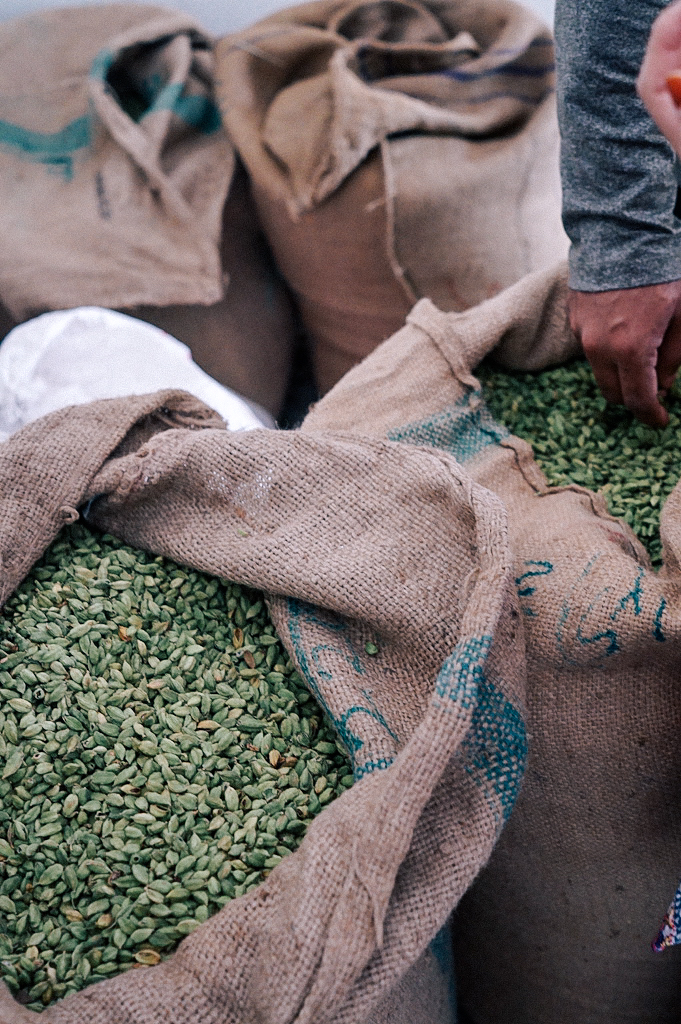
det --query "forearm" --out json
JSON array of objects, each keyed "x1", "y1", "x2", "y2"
[{"x1": 555, "y1": 0, "x2": 681, "y2": 291}]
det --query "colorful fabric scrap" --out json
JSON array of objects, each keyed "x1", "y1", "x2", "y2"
[{"x1": 653, "y1": 883, "x2": 681, "y2": 950}]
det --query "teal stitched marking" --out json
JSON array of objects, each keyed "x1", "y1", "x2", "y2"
[
  {"x1": 355, "y1": 756, "x2": 395, "y2": 780},
  {"x1": 515, "y1": 560, "x2": 554, "y2": 598},
  {"x1": 388, "y1": 390, "x2": 508, "y2": 464},
  {"x1": 436, "y1": 634, "x2": 526, "y2": 823},
  {"x1": 0, "y1": 116, "x2": 91, "y2": 180},
  {"x1": 559, "y1": 559, "x2": 648, "y2": 663},
  {"x1": 435, "y1": 635, "x2": 492, "y2": 710},
  {"x1": 516, "y1": 560, "x2": 553, "y2": 619},
  {"x1": 654, "y1": 597, "x2": 667, "y2": 642},
  {"x1": 460, "y1": 669, "x2": 528, "y2": 823},
  {"x1": 577, "y1": 596, "x2": 619, "y2": 656},
  {"x1": 556, "y1": 554, "x2": 612, "y2": 664},
  {"x1": 90, "y1": 48, "x2": 115, "y2": 81},
  {"x1": 312, "y1": 643, "x2": 364, "y2": 680},
  {"x1": 143, "y1": 83, "x2": 221, "y2": 134},
  {"x1": 286, "y1": 599, "x2": 397, "y2": 780},
  {"x1": 610, "y1": 567, "x2": 644, "y2": 621}
]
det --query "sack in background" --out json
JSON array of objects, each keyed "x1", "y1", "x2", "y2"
[
  {"x1": 0, "y1": 384, "x2": 524, "y2": 1024},
  {"x1": 216, "y1": 0, "x2": 569, "y2": 394},
  {"x1": 0, "y1": 3, "x2": 230, "y2": 318},
  {"x1": 0, "y1": 5, "x2": 298, "y2": 418},
  {"x1": 304, "y1": 262, "x2": 681, "y2": 1022}
]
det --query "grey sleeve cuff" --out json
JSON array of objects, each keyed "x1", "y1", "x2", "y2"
[{"x1": 566, "y1": 210, "x2": 681, "y2": 293}]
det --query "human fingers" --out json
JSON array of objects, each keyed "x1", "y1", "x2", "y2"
[
  {"x1": 638, "y1": 0, "x2": 681, "y2": 152},
  {"x1": 568, "y1": 293, "x2": 625, "y2": 405},
  {"x1": 617, "y1": 351, "x2": 668, "y2": 427},
  {"x1": 656, "y1": 314, "x2": 681, "y2": 393},
  {"x1": 583, "y1": 349, "x2": 624, "y2": 406}
]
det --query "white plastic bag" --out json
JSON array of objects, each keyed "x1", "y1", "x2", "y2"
[{"x1": 0, "y1": 307, "x2": 271, "y2": 441}]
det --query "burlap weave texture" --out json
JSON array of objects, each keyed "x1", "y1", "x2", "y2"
[
  {"x1": 0, "y1": 385, "x2": 525, "y2": 1023},
  {"x1": 305, "y1": 262, "x2": 681, "y2": 1022},
  {"x1": 215, "y1": 0, "x2": 568, "y2": 393}
]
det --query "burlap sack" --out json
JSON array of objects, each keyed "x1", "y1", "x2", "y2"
[
  {"x1": 0, "y1": 6, "x2": 298, "y2": 417},
  {"x1": 215, "y1": 0, "x2": 568, "y2": 394},
  {"x1": 0, "y1": 4, "x2": 230, "y2": 319},
  {"x1": 304, "y1": 262, "x2": 681, "y2": 1021},
  {"x1": 0, "y1": 388, "x2": 525, "y2": 1022}
]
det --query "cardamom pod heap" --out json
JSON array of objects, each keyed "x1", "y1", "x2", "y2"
[
  {"x1": 0, "y1": 524, "x2": 353, "y2": 1011},
  {"x1": 480, "y1": 359, "x2": 681, "y2": 567}
]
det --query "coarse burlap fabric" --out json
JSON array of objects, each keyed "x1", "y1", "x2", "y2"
[
  {"x1": 0, "y1": 3, "x2": 230, "y2": 319},
  {"x1": 215, "y1": 0, "x2": 568, "y2": 394},
  {"x1": 303, "y1": 261, "x2": 681, "y2": 1021},
  {"x1": 0, "y1": 386, "x2": 525, "y2": 1022},
  {"x1": 0, "y1": 5, "x2": 297, "y2": 418},
  {"x1": 126, "y1": 160, "x2": 297, "y2": 418}
]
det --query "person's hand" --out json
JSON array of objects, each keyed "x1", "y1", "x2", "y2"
[
  {"x1": 637, "y1": 0, "x2": 681, "y2": 154},
  {"x1": 567, "y1": 282, "x2": 681, "y2": 427}
]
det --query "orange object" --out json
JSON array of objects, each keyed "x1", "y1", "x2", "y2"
[{"x1": 667, "y1": 70, "x2": 681, "y2": 104}]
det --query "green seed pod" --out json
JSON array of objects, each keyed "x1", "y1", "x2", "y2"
[
  {"x1": 63, "y1": 794, "x2": 79, "y2": 817},
  {"x1": 224, "y1": 787, "x2": 239, "y2": 812},
  {"x1": 0, "y1": 894, "x2": 16, "y2": 914},
  {"x1": 37, "y1": 863, "x2": 63, "y2": 887},
  {"x1": 176, "y1": 919, "x2": 201, "y2": 936}
]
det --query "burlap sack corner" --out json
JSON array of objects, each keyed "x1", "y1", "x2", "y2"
[
  {"x1": 0, "y1": 383, "x2": 526, "y2": 1022},
  {"x1": 305, "y1": 259, "x2": 681, "y2": 1022}
]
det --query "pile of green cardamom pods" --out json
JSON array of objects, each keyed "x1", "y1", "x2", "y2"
[
  {"x1": 479, "y1": 359, "x2": 681, "y2": 567},
  {"x1": 0, "y1": 525, "x2": 353, "y2": 1011}
]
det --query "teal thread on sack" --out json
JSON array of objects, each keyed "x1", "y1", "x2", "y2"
[
  {"x1": 90, "y1": 48, "x2": 115, "y2": 81},
  {"x1": 572, "y1": 566, "x2": 644, "y2": 658},
  {"x1": 434, "y1": 635, "x2": 527, "y2": 823},
  {"x1": 654, "y1": 597, "x2": 667, "y2": 642},
  {"x1": 286, "y1": 599, "x2": 398, "y2": 780},
  {"x1": 516, "y1": 561, "x2": 554, "y2": 598},
  {"x1": 612, "y1": 566, "x2": 644, "y2": 620},
  {"x1": 516, "y1": 560, "x2": 554, "y2": 618},
  {"x1": 556, "y1": 558, "x2": 652, "y2": 665},
  {"x1": 434, "y1": 635, "x2": 492, "y2": 711},
  {"x1": 91, "y1": 51, "x2": 221, "y2": 134},
  {"x1": 387, "y1": 390, "x2": 508, "y2": 464},
  {"x1": 461, "y1": 674, "x2": 527, "y2": 822},
  {"x1": 0, "y1": 116, "x2": 90, "y2": 179},
  {"x1": 141, "y1": 82, "x2": 221, "y2": 134}
]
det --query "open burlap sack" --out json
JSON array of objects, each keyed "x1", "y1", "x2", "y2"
[
  {"x1": 304, "y1": 262, "x2": 681, "y2": 1022},
  {"x1": 215, "y1": 0, "x2": 568, "y2": 395},
  {"x1": 0, "y1": 388, "x2": 525, "y2": 1022}
]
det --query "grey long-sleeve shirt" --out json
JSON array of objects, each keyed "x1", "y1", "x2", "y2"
[{"x1": 555, "y1": 0, "x2": 681, "y2": 291}]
